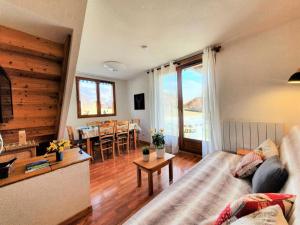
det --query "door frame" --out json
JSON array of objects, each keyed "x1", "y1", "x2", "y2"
[{"x1": 177, "y1": 60, "x2": 202, "y2": 155}]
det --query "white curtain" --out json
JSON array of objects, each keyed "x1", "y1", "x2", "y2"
[
  {"x1": 149, "y1": 62, "x2": 179, "y2": 154},
  {"x1": 201, "y1": 47, "x2": 222, "y2": 157}
]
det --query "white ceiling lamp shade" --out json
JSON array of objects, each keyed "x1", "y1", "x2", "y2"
[{"x1": 103, "y1": 61, "x2": 126, "y2": 72}]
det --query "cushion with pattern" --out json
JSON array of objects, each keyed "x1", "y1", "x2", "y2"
[
  {"x1": 230, "y1": 205, "x2": 288, "y2": 225},
  {"x1": 214, "y1": 193, "x2": 296, "y2": 225},
  {"x1": 233, "y1": 151, "x2": 263, "y2": 178}
]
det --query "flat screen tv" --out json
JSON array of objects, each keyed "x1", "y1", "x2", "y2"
[{"x1": 0, "y1": 66, "x2": 13, "y2": 123}]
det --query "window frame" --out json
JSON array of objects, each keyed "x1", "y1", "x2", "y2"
[{"x1": 76, "y1": 76, "x2": 117, "y2": 118}]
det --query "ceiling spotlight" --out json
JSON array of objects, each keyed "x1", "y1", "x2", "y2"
[
  {"x1": 103, "y1": 61, "x2": 126, "y2": 72},
  {"x1": 141, "y1": 45, "x2": 148, "y2": 49}
]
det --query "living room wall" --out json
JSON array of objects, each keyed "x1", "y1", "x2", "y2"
[
  {"x1": 127, "y1": 73, "x2": 151, "y2": 142},
  {"x1": 217, "y1": 17, "x2": 300, "y2": 131},
  {"x1": 127, "y1": 17, "x2": 300, "y2": 139}
]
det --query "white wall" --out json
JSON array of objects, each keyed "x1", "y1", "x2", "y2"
[
  {"x1": 127, "y1": 18, "x2": 300, "y2": 138},
  {"x1": 65, "y1": 74, "x2": 130, "y2": 136},
  {"x1": 127, "y1": 73, "x2": 151, "y2": 142},
  {"x1": 217, "y1": 18, "x2": 300, "y2": 131}
]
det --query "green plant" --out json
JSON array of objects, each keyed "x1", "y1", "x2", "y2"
[
  {"x1": 151, "y1": 129, "x2": 165, "y2": 149},
  {"x1": 142, "y1": 147, "x2": 150, "y2": 155}
]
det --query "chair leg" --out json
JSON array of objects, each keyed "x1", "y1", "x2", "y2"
[
  {"x1": 112, "y1": 140, "x2": 115, "y2": 159},
  {"x1": 117, "y1": 139, "x2": 120, "y2": 155},
  {"x1": 100, "y1": 144, "x2": 104, "y2": 162},
  {"x1": 127, "y1": 137, "x2": 130, "y2": 154}
]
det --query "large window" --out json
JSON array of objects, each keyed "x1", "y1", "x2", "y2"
[{"x1": 76, "y1": 77, "x2": 116, "y2": 118}]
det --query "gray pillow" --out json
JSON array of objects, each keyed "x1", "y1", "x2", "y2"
[{"x1": 252, "y1": 156, "x2": 288, "y2": 193}]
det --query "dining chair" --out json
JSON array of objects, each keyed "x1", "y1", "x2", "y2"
[
  {"x1": 115, "y1": 120, "x2": 130, "y2": 154},
  {"x1": 96, "y1": 121, "x2": 116, "y2": 161},
  {"x1": 66, "y1": 126, "x2": 86, "y2": 150},
  {"x1": 131, "y1": 118, "x2": 140, "y2": 125}
]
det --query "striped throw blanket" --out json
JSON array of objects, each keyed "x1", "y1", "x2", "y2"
[{"x1": 124, "y1": 151, "x2": 252, "y2": 225}]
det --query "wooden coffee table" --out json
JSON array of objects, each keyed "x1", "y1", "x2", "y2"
[{"x1": 133, "y1": 152, "x2": 175, "y2": 196}]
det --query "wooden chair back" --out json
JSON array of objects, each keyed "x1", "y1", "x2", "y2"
[
  {"x1": 99, "y1": 122, "x2": 115, "y2": 139},
  {"x1": 66, "y1": 126, "x2": 75, "y2": 142},
  {"x1": 131, "y1": 118, "x2": 140, "y2": 125},
  {"x1": 116, "y1": 120, "x2": 129, "y2": 135},
  {"x1": 87, "y1": 121, "x2": 102, "y2": 126}
]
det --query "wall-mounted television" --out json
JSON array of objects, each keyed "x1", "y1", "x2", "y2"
[{"x1": 0, "y1": 66, "x2": 13, "y2": 123}]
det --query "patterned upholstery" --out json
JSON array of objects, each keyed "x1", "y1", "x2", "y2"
[{"x1": 124, "y1": 151, "x2": 251, "y2": 225}]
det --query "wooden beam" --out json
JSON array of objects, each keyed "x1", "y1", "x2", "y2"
[
  {"x1": 0, "y1": 50, "x2": 61, "y2": 79},
  {"x1": 0, "y1": 117, "x2": 57, "y2": 130},
  {"x1": 1, "y1": 126, "x2": 56, "y2": 143},
  {"x1": 0, "y1": 25, "x2": 64, "y2": 61},
  {"x1": 13, "y1": 104, "x2": 58, "y2": 118},
  {"x1": 12, "y1": 92, "x2": 58, "y2": 105},
  {"x1": 10, "y1": 74, "x2": 60, "y2": 94}
]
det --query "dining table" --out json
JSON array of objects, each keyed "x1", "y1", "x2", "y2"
[{"x1": 76, "y1": 123, "x2": 141, "y2": 157}]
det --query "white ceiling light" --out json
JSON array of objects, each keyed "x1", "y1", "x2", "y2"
[{"x1": 103, "y1": 61, "x2": 126, "y2": 72}]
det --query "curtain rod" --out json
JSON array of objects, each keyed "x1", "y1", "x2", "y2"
[{"x1": 146, "y1": 45, "x2": 221, "y2": 74}]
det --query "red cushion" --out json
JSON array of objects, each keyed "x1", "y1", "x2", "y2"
[{"x1": 214, "y1": 193, "x2": 296, "y2": 225}]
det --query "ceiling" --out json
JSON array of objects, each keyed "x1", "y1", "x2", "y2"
[{"x1": 77, "y1": 0, "x2": 300, "y2": 80}]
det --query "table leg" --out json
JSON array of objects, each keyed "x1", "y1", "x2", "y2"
[
  {"x1": 137, "y1": 167, "x2": 142, "y2": 187},
  {"x1": 148, "y1": 171, "x2": 153, "y2": 196},
  {"x1": 169, "y1": 160, "x2": 173, "y2": 182},
  {"x1": 134, "y1": 129, "x2": 137, "y2": 150},
  {"x1": 86, "y1": 138, "x2": 92, "y2": 158},
  {"x1": 158, "y1": 169, "x2": 161, "y2": 175}
]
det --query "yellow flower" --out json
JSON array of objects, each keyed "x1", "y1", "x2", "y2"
[{"x1": 59, "y1": 146, "x2": 64, "y2": 152}]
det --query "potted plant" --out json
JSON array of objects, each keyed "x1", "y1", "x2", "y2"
[
  {"x1": 151, "y1": 129, "x2": 165, "y2": 158},
  {"x1": 46, "y1": 140, "x2": 70, "y2": 162},
  {"x1": 142, "y1": 147, "x2": 150, "y2": 162}
]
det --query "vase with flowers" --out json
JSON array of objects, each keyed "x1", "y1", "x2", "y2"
[
  {"x1": 46, "y1": 140, "x2": 70, "y2": 162},
  {"x1": 151, "y1": 129, "x2": 165, "y2": 158}
]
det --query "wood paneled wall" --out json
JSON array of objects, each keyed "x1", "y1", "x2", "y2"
[{"x1": 0, "y1": 25, "x2": 70, "y2": 145}]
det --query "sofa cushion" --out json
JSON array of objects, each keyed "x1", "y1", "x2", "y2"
[
  {"x1": 252, "y1": 156, "x2": 288, "y2": 193},
  {"x1": 214, "y1": 193, "x2": 295, "y2": 225},
  {"x1": 255, "y1": 139, "x2": 279, "y2": 159},
  {"x1": 233, "y1": 152, "x2": 263, "y2": 178},
  {"x1": 230, "y1": 205, "x2": 288, "y2": 225}
]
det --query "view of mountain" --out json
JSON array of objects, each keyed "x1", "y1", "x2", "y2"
[{"x1": 183, "y1": 97, "x2": 203, "y2": 112}]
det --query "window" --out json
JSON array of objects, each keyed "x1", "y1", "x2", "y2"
[
  {"x1": 76, "y1": 77, "x2": 116, "y2": 118},
  {"x1": 181, "y1": 64, "x2": 203, "y2": 141}
]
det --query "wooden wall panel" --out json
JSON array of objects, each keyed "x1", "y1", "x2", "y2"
[
  {"x1": 0, "y1": 25, "x2": 69, "y2": 148},
  {"x1": 0, "y1": 25, "x2": 64, "y2": 61},
  {"x1": 10, "y1": 74, "x2": 60, "y2": 93},
  {"x1": 0, "y1": 50, "x2": 61, "y2": 79}
]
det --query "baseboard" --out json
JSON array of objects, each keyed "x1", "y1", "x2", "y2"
[{"x1": 59, "y1": 205, "x2": 92, "y2": 225}]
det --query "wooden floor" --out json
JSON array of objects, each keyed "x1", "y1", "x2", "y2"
[{"x1": 74, "y1": 146, "x2": 201, "y2": 225}]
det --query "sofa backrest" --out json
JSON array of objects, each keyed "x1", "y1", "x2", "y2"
[
  {"x1": 280, "y1": 126, "x2": 300, "y2": 225},
  {"x1": 222, "y1": 121, "x2": 284, "y2": 153}
]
